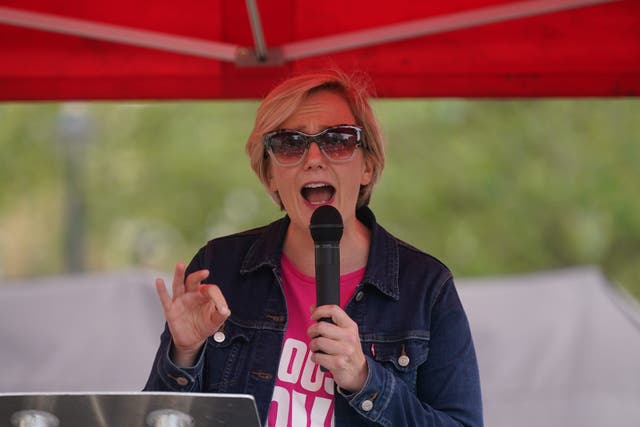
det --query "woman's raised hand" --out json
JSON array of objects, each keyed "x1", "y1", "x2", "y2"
[{"x1": 155, "y1": 262, "x2": 230, "y2": 366}]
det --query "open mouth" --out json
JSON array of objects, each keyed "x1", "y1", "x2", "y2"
[{"x1": 301, "y1": 183, "x2": 335, "y2": 205}]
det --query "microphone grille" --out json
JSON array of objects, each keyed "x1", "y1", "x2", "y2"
[{"x1": 309, "y1": 205, "x2": 344, "y2": 243}]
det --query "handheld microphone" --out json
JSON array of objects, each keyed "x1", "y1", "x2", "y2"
[{"x1": 309, "y1": 205, "x2": 343, "y2": 322}]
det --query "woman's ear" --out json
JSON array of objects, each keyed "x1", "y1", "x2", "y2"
[{"x1": 360, "y1": 157, "x2": 374, "y2": 186}]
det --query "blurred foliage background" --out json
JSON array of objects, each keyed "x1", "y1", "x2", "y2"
[{"x1": 0, "y1": 99, "x2": 638, "y2": 300}]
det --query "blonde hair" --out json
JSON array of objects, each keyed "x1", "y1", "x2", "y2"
[{"x1": 246, "y1": 70, "x2": 385, "y2": 209}]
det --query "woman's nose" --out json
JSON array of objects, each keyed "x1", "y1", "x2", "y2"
[{"x1": 304, "y1": 142, "x2": 325, "y2": 168}]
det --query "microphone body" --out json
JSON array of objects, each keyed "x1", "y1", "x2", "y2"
[
  {"x1": 314, "y1": 240, "x2": 340, "y2": 310},
  {"x1": 310, "y1": 205, "x2": 343, "y2": 372},
  {"x1": 309, "y1": 205, "x2": 344, "y2": 319}
]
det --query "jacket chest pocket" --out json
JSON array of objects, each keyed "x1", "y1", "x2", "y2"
[
  {"x1": 362, "y1": 336, "x2": 430, "y2": 391},
  {"x1": 205, "y1": 320, "x2": 256, "y2": 391}
]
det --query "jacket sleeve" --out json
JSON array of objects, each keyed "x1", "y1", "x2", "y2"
[
  {"x1": 337, "y1": 278, "x2": 483, "y2": 426},
  {"x1": 143, "y1": 324, "x2": 207, "y2": 392}
]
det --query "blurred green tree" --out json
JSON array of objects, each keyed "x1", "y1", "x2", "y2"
[{"x1": 0, "y1": 100, "x2": 638, "y2": 300}]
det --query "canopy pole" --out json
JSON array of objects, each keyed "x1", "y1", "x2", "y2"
[
  {"x1": 245, "y1": 0, "x2": 268, "y2": 62},
  {"x1": 280, "y1": 0, "x2": 620, "y2": 60},
  {"x1": 0, "y1": 5, "x2": 238, "y2": 61}
]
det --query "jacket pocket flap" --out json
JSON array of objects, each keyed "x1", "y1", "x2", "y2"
[
  {"x1": 206, "y1": 319, "x2": 254, "y2": 349},
  {"x1": 368, "y1": 337, "x2": 430, "y2": 371}
]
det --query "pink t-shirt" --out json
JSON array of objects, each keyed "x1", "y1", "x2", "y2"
[{"x1": 267, "y1": 255, "x2": 364, "y2": 427}]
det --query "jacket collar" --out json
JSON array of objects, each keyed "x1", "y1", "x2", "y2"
[
  {"x1": 357, "y1": 207, "x2": 400, "y2": 300},
  {"x1": 240, "y1": 206, "x2": 400, "y2": 301}
]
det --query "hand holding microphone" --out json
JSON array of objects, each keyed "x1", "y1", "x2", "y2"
[{"x1": 308, "y1": 206, "x2": 368, "y2": 392}]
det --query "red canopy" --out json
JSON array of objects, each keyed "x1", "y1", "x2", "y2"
[{"x1": 1, "y1": 0, "x2": 638, "y2": 100}]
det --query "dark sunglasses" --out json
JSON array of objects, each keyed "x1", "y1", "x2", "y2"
[{"x1": 263, "y1": 125, "x2": 363, "y2": 166}]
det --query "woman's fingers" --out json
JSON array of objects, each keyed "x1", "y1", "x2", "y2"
[
  {"x1": 171, "y1": 262, "x2": 187, "y2": 298},
  {"x1": 185, "y1": 269, "x2": 210, "y2": 293},
  {"x1": 201, "y1": 284, "x2": 231, "y2": 330},
  {"x1": 309, "y1": 305, "x2": 356, "y2": 335},
  {"x1": 155, "y1": 278, "x2": 173, "y2": 313},
  {"x1": 309, "y1": 334, "x2": 347, "y2": 356},
  {"x1": 169, "y1": 261, "x2": 211, "y2": 298},
  {"x1": 308, "y1": 321, "x2": 359, "y2": 356},
  {"x1": 308, "y1": 306, "x2": 352, "y2": 350},
  {"x1": 201, "y1": 284, "x2": 230, "y2": 317},
  {"x1": 310, "y1": 304, "x2": 350, "y2": 324}
]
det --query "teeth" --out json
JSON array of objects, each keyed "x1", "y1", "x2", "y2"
[{"x1": 304, "y1": 183, "x2": 329, "y2": 189}]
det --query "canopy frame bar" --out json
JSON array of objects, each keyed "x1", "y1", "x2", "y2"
[
  {"x1": 245, "y1": 0, "x2": 269, "y2": 62},
  {"x1": 280, "y1": 0, "x2": 619, "y2": 61},
  {"x1": 0, "y1": 5, "x2": 238, "y2": 61}
]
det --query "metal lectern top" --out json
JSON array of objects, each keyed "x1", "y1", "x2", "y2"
[{"x1": 0, "y1": 392, "x2": 260, "y2": 427}]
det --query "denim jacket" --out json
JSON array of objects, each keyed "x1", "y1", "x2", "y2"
[{"x1": 144, "y1": 207, "x2": 483, "y2": 426}]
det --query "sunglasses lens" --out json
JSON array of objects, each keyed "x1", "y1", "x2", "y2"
[
  {"x1": 321, "y1": 128, "x2": 360, "y2": 160},
  {"x1": 268, "y1": 132, "x2": 307, "y2": 164}
]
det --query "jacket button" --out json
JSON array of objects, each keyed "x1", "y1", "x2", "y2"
[
  {"x1": 361, "y1": 399, "x2": 374, "y2": 412},
  {"x1": 213, "y1": 331, "x2": 226, "y2": 343},
  {"x1": 175, "y1": 377, "x2": 189, "y2": 386},
  {"x1": 398, "y1": 355, "x2": 410, "y2": 367},
  {"x1": 355, "y1": 291, "x2": 364, "y2": 302}
]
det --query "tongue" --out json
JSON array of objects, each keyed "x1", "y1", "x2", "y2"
[{"x1": 302, "y1": 186, "x2": 334, "y2": 204}]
